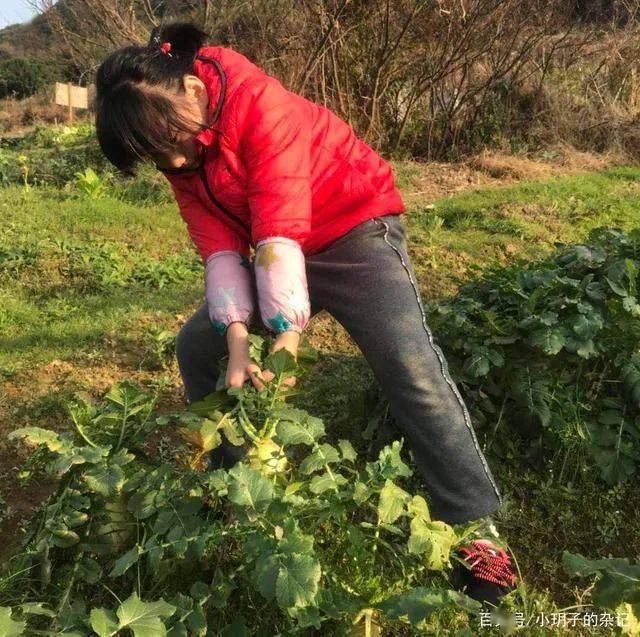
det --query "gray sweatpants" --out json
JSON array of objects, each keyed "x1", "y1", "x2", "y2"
[{"x1": 175, "y1": 213, "x2": 502, "y2": 524}]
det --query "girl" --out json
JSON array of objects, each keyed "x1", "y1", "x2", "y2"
[{"x1": 95, "y1": 22, "x2": 516, "y2": 604}]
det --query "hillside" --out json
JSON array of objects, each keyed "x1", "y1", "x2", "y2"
[{"x1": 0, "y1": 10, "x2": 56, "y2": 58}]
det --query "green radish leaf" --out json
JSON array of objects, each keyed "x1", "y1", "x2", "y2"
[
  {"x1": 378, "y1": 480, "x2": 411, "y2": 525},
  {"x1": 109, "y1": 545, "x2": 140, "y2": 578},
  {"x1": 7, "y1": 427, "x2": 68, "y2": 452},
  {"x1": 115, "y1": 593, "x2": 175, "y2": 637},
  {"x1": 309, "y1": 472, "x2": 347, "y2": 494},
  {"x1": 408, "y1": 495, "x2": 431, "y2": 522},
  {"x1": 219, "y1": 416, "x2": 244, "y2": 446},
  {"x1": 0, "y1": 607, "x2": 26, "y2": 637},
  {"x1": 253, "y1": 552, "x2": 280, "y2": 601},
  {"x1": 279, "y1": 521, "x2": 314, "y2": 555},
  {"x1": 622, "y1": 296, "x2": 640, "y2": 316},
  {"x1": 84, "y1": 462, "x2": 125, "y2": 497},
  {"x1": 179, "y1": 418, "x2": 222, "y2": 453},
  {"x1": 19, "y1": 603, "x2": 55, "y2": 618},
  {"x1": 407, "y1": 519, "x2": 456, "y2": 570},
  {"x1": 338, "y1": 439, "x2": 357, "y2": 462},
  {"x1": 373, "y1": 441, "x2": 413, "y2": 480},
  {"x1": 90, "y1": 608, "x2": 119, "y2": 637},
  {"x1": 299, "y1": 444, "x2": 340, "y2": 475},
  {"x1": 276, "y1": 420, "x2": 316, "y2": 446},
  {"x1": 530, "y1": 327, "x2": 565, "y2": 355},
  {"x1": 274, "y1": 408, "x2": 325, "y2": 445},
  {"x1": 187, "y1": 390, "x2": 234, "y2": 417},
  {"x1": 378, "y1": 587, "x2": 480, "y2": 626},
  {"x1": 275, "y1": 553, "x2": 321, "y2": 608},
  {"x1": 51, "y1": 528, "x2": 80, "y2": 548},
  {"x1": 563, "y1": 552, "x2": 640, "y2": 608},
  {"x1": 228, "y1": 464, "x2": 274, "y2": 511},
  {"x1": 127, "y1": 490, "x2": 157, "y2": 520},
  {"x1": 63, "y1": 509, "x2": 89, "y2": 528},
  {"x1": 52, "y1": 446, "x2": 107, "y2": 476},
  {"x1": 78, "y1": 556, "x2": 102, "y2": 584},
  {"x1": 264, "y1": 348, "x2": 297, "y2": 378},
  {"x1": 464, "y1": 349, "x2": 490, "y2": 378}
]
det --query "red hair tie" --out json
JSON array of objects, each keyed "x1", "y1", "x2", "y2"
[{"x1": 160, "y1": 42, "x2": 172, "y2": 56}]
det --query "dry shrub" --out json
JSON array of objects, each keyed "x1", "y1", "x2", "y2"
[
  {"x1": 532, "y1": 27, "x2": 640, "y2": 158},
  {"x1": 469, "y1": 152, "x2": 555, "y2": 180},
  {"x1": 0, "y1": 92, "x2": 58, "y2": 133},
  {"x1": 16, "y1": 0, "x2": 640, "y2": 161},
  {"x1": 0, "y1": 89, "x2": 91, "y2": 134}
]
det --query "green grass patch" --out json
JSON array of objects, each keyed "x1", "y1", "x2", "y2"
[
  {"x1": 403, "y1": 166, "x2": 640, "y2": 296},
  {"x1": 0, "y1": 187, "x2": 201, "y2": 371}
]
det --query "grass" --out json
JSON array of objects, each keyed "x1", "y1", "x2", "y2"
[
  {"x1": 404, "y1": 166, "x2": 640, "y2": 297},
  {"x1": 1, "y1": 162, "x2": 640, "y2": 634},
  {"x1": 0, "y1": 186, "x2": 201, "y2": 371}
]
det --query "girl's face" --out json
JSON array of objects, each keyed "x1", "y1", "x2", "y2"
[{"x1": 153, "y1": 75, "x2": 209, "y2": 171}]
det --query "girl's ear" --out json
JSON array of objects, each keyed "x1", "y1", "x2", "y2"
[{"x1": 183, "y1": 75, "x2": 207, "y2": 102}]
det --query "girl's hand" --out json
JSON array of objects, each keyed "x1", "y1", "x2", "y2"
[
  {"x1": 225, "y1": 322, "x2": 264, "y2": 390},
  {"x1": 225, "y1": 355, "x2": 266, "y2": 390},
  {"x1": 225, "y1": 323, "x2": 299, "y2": 389}
]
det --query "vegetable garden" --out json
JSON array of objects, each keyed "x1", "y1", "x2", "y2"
[{"x1": 0, "y1": 126, "x2": 639, "y2": 635}]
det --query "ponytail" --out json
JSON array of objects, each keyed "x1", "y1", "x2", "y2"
[
  {"x1": 95, "y1": 22, "x2": 209, "y2": 174},
  {"x1": 149, "y1": 22, "x2": 207, "y2": 61}
]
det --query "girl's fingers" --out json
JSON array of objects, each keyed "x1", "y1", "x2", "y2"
[
  {"x1": 262, "y1": 371, "x2": 296, "y2": 387},
  {"x1": 247, "y1": 364, "x2": 266, "y2": 390},
  {"x1": 242, "y1": 365, "x2": 296, "y2": 390},
  {"x1": 226, "y1": 370, "x2": 246, "y2": 388}
]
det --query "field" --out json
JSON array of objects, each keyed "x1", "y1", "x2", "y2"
[{"x1": 1, "y1": 128, "x2": 640, "y2": 635}]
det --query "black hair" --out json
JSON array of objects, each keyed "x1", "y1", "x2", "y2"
[{"x1": 95, "y1": 22, "x2": 209, "y2": 175}]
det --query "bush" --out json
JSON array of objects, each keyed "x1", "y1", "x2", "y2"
[
  {"x1": 0, "y1": 124, "x2": 173, "y2": 204},
  {"x1": 427, "y1": 226, "x2": 640, "y2": 485},
  {"x1": 0, "y1": 57, "x2": 60, "y2": 100}
]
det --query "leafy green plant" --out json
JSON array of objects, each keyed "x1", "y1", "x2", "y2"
[
  {"x1": 0, "y1": 126, "x2": 174, "y2": 203},
  {"x1": 563, "y1": 551, "x2": 640, "y2": 632},
  {"x1": 2, "y1": 337, "x2": 481, "y2": 635},
  {"x1": 75, "y1": 168, "x2": 109, "y2": 199},
  {"x1": 56, "y1": 241, "x2": 200, "y2": 292},
  {"x1": 426, "y1": 226, "x2": 640, "y2": 485}
]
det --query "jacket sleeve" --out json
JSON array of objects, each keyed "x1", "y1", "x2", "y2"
[
  {"x1": 169, "y1": 179, "x2": 250, "y2": 261},
  {"x1": 234, "y1": 78, "x2": 313, "y2": 334},
  {"x1": 169, "y1": 179, "x2": 255, "y2": 335},
  {"x1": 235, "y1": 78, "x2": 313, "y2": 246},
  {"x1": 205, "y1": 251, "x2": 256, "y2": 336}
]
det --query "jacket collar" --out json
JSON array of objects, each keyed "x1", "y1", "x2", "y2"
[{"x1": 193, "y1": 51, "x2": 227, "y2": 149}]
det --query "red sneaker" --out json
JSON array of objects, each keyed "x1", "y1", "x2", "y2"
[{"x1": 453, "y1": 539, "x2": 517, "y2": 605}]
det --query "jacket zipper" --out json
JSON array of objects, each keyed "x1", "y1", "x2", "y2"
[
  {"x1": 198, "y1": 147, "x2": 250, "y2": 240},
  {"x1": 194, "y1": 54, "x2": 250, "y2": 241}
]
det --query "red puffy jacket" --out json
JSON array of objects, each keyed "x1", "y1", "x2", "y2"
[{"x1": 164, "y1": 46, "x2": 405, "y2": 261}]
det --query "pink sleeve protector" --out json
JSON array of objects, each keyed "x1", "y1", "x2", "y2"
[
  {"x1": 254, "y1": 237, "x2": 311, "y2": 334},
  {"x1": 205, "y1": 251, "x2": 256, "y2": 336}
]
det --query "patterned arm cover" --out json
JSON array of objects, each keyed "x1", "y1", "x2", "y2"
[
  {"x1": 205, "y1": 251, "x2": 255, "y2": 336},
  {"x1": 253, "y1": 237, "x2": 311, "y2": 334}
]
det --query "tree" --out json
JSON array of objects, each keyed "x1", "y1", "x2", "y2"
[{"x1": 0, "y1": 57, "x2": 60, "y2": 99}]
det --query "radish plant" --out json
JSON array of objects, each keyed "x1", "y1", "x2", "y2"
[{"x1": 2, "y1": 338, "x2": 480, "y2": 636}]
